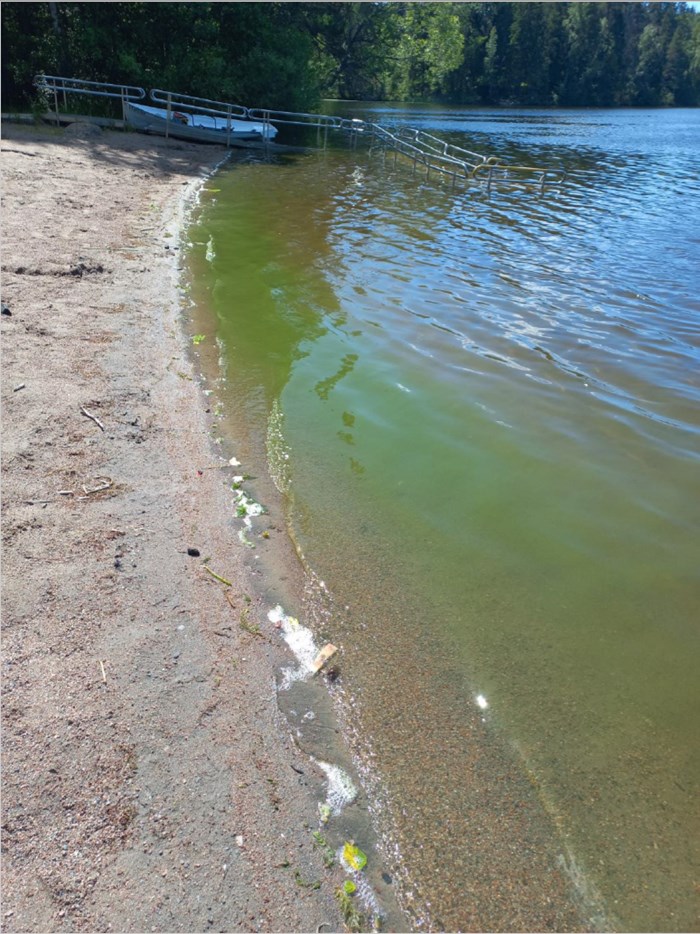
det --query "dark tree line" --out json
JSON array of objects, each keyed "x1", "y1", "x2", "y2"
[{"x1": 2, "y1": 2, "x2": 699, "y2": 112}]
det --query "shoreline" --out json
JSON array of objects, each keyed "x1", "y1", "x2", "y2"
[
  {"x1": 1, "y1": 124, "x2": 393, "y2": 932},
  {"x1": 179, "y1": 151, "x2": 611, "y2": 934}
]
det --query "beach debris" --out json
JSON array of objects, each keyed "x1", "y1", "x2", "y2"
[
  {"x1": 336, "y1": 874, "x2": 383, "y2": 932},
  {"x1": 312, "y1": 830, "x2": 336, "y2": 867},
  {"x1": 202, "y1": 564, "x2": 232, "y2": 587},
  {"x1": 324, "y1": 665, "x2": 341, "y2": 683},
  {"x1": 294, "y1": 869, "x2": 321, "y2": 890},
  {"x1": 342, "y1": 842, "x2": 367, "y2": 872},
  {"x1": 239, "y1": 607, "x2": 262, "y2": 637},
  {"x1": 13, "y1": 383, "x2": 26, "y2": 392},
  {"x1": 229, "y1": 456, "x2": 241, "y2": 467},
  {"x1": 1, "y1": 304, "x2": 11, "y2": 316},
  {"x1": 234, "y1": 490, "x2": 265, "y2": 518},
  {"x1": 186, "y1": 547, "x2": 201, "y2": 557},
  {"x1": 82, "y1": 477, "x2": 112, "y2": 495},
  {"x1": 192, "y1": 333, "x2": 206, "y2": 345},
  {"x1": 99, "y1": 659, "x2": 107, "y2": 683},
  {"x1": 311, "y1": 643, "x2": 338, "y2": 674},
  {"x1": 80, "y1": 405, "x2": 105, "y2": 431},
  {"x1": 317, "y1": 802, "x2": 332, "y2": 824}
]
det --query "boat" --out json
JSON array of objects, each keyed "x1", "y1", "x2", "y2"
[{"x1": 125, "y1": 101, "x2": 277, "y2": 145}]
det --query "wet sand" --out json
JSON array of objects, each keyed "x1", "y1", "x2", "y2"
[{"x1": 0, "y1": 122, "x2": 365, "y2": 933}]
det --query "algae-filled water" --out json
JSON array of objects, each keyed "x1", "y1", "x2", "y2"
[{"x1": 187, "y1": 107, "x2": 700, "y2": 931}]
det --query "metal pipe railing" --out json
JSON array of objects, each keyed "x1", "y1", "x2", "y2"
[
  {"x1": 33, "y1": 75, "x2": 566, "y2": 192},
  {"x1": 150, "y1": 88, "x2": 248, "y2": 120},
  {"x1": 35, "y1": 74, "x2": 146, "y2": 100},
  {"x1": 35, "y1": 74, "x2": 146, "y2": 127},
  {"x1": 247, "y1": 108, "x2": 344, "y2": 130}
]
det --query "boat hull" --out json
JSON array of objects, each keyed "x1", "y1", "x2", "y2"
[{"x1": 125, "y1": 102, "x2": 276, "y2": 146}]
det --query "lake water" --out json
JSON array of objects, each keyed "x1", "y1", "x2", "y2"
[{"x1": 186, "y1": 106, "x2": 700, "y2": 932}]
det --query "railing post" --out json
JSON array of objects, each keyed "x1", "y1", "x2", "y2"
[
  {"x1": 226, "y1": 104, "x2": 232, "y2": 148},
  {"x1": 165, "y1": 92, "x2": 171, "y2": 142},
  {"x1": 53, "y1": 85, "x2": 60, "y2": 126}
]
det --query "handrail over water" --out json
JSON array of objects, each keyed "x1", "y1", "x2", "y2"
[
  {"x1": 248, "y1": 108, "x2": 343, "y2": 130},
  {"x1": 391, "y1": 125, "x2": 495, "y2": 170},
  {"x1": 33, "y1": 74, "x2": 566, "y2": 194},
  {"x1": 370, "y1": 123, "x2": 481, "y2": 181}
]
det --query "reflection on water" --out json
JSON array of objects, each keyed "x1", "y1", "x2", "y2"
[{"x1": 188, "y1": 107, "x2": 700, "y2": 932}]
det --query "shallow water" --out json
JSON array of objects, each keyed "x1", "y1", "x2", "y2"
[{"x1": 187, "y1": 107, "x2": 700, "y2": 931}]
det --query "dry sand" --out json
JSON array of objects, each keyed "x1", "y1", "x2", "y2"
[{"x1": 0, "y1": 122, "x2": 367, "y2": 933}]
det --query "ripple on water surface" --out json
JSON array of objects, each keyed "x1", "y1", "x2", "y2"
[{"x1": 188, "y1": 107, "x2": 700, "y2": 932}]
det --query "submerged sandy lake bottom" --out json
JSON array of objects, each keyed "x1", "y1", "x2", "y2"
[{"x1": 186, "y1": 106, "x2": 700, "y2": 931}]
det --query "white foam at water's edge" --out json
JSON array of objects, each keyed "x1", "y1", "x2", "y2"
[
  {"x1": 316, "y1": 760, "x2": 358, "y2": 814},
  {"x1": 268, "y1": 604, "x2": 319, "y2": 690}
]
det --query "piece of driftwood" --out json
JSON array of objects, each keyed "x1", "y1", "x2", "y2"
[
  {"x1": 82, "y1": 477, "x2": 112, "y2": 495},
  {"x1": 311, "y1": 643, "x2": 338, "y2": 674},
  {"x1": 80, "y1": 405, "x2": 105, "y2": 431},
  {"x1": 224, "y1": 590, "x2": 237, "y2": 610}
]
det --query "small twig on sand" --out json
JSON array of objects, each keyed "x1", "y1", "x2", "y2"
[
  {"x1": 13, "y1": 383, "x2": 26, "y2": 392},
  {"x1": 225, "y1": 590, "x2": 237, "y2": 610},
  {"x1": 99, "y1": 659, "x2": 107, "y2": 683},
  {"x1": 202, "y1": 565, "x2": 233, "y2": 587},
  {"x1": 1, "y1": 149, "x2": 38, "y2": 157},
  {"x1": 80, "y1": 405, "x2": 105, "y2": 431},
  {"x1": 82, "y1": 477, "x2": 113, "y2": 495},
  {"x1": 58, "y1": 490, "x2": 74, "y2": 496}
]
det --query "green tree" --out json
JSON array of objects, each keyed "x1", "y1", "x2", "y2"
[
  {"x1": 506, "y1": 3, "x2": 550, "y2": 104},
  {"x1": 633, "y1": 22, "x2": 666, "y2": 105},
  {"x1": 394, "y1": 3, "x2": 464, "y2": 99}
]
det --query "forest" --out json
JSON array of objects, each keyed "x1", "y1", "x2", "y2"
[{"x1": 2, "y1": 2, "x2": 700, "y2": 111}]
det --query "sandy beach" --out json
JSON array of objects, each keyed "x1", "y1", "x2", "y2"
[{"x1": 0, "y1": 122, "x2": 368, "y2": 933}]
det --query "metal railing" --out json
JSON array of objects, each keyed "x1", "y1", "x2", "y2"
[
  {"x1": 472, "y1": 160, "x2": 567, "y2": 194},
  {"x1": 366, "y1": 122, "x2": 565, "y2": 192},
  {"x1": 391, "y1": 125, "x2": 497, "y2": 172},
  {"x1": 35, "y1": 74, "x2": 145, "y2": 126},
  {"x1": 149, "y1": 88, "x2": 253, "y2": 145},
  {"x1": 33, "y1": 75, "x2": 566, "y2": 192}
]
